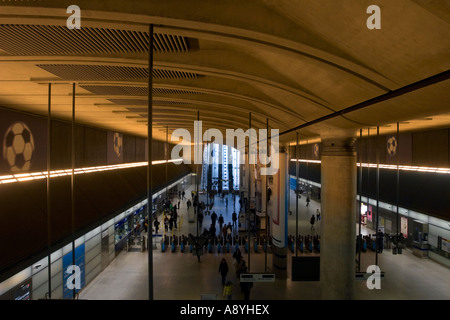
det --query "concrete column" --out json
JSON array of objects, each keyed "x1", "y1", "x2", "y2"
[{"x1": 320, "y1": 137, "x2": 356, "y2": 299}]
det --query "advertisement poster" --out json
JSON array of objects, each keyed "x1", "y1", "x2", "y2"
[
  {"x1": 367, "y1": 205, "x2": 373, "y2": 222},
  {"x1": 401, "y1": 216, "x2": 408, "y2": 238},
  {"x1": 442, "y1": 238, "x2": 450, "y2": 253},
  {"x1": 290, "y1": 176, "x2": 297, "y2": 190},
  {"x1": 13, "y1": 280, "x2": 31, "y2": 300}
]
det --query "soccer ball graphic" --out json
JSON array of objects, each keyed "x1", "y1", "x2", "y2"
[
  {"x1": 387, "y1": 136, "x2": 397, "y2": 157},
  {"x1": 113, "y1": 132, "x2": 122, "y2": 157},
  {"x1": 313, "y1": 143, "x2": 320, "y2": 158},
  {"x1": 2, "y1": 121, "x2": 35, "y2": 172}
]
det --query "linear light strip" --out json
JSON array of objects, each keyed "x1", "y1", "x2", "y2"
[
  {"x1": 0, "y1": 159, "x2": 183, "y2": 185},
  {"x1": 291, "y1": 174, "x2": 450, "y2": 226},
  {"x1": 290, "y1": 159, "x2": 450, "y2": 174}
]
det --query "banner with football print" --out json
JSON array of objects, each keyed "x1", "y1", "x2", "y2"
[
  {"x1": 385, "y1": 134, "x2": 398, "y2": 163},
  {"x1": 312, "y1": 143, "x2": 320, "y2": 160},
  {"x1": 0, "y1": 109, "x2": 47, "y2": 175},
  {"x1": 385, "y1": 132, "x2": 412, "y2": 165},
  {"x1": 107, "y1": 131, "x2": 124, "y2": 165}
]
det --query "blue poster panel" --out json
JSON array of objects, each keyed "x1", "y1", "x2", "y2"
[
  {"x1": 63, "y1": 244, "x2": 86, "y2": 299},
  {"x1": 290, "y1": 177, "x2": 297, "y2": 190}
]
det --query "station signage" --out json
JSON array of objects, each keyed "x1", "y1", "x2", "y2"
[{"x1": 240, "y1": 273, "x2": 275, "y2": 283}]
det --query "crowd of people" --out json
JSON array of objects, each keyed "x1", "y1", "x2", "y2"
[
  {"x1": 150, "y1": 187, "x2": 326, "y2": 300},
  {"x1": 150, "y1": 188, "x2": 255, "y2": 300},
  {"x1": 159, "y1": 197, "x2": 180, "y2": 233},
  {"x1": 154, "y1": 189, "x2": 242, "y2": 256}
]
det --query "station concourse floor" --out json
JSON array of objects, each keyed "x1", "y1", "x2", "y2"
[{"x1": 78, "y1": 184, "x2": 450, "y2": 301}]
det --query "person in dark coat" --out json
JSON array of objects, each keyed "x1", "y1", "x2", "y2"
[
  {"x1": 240, "y1": 281, "x2": 253, "y2": 300},
  {"x1": 194, "y1": 239, "x2": 202, "y2": 262},
  {"x1": 218, "y1": 214, "x2": 224, "y2": 230},
  {"x1": 377, "y1": 229, "x2": 384, "y2": 253},
  {"x1": 169, "y1": 215, "x2": 174, "y2": 231},
  {"x1": 219, "y1": 258, "x2": 229, "y2": 285},
  {"x1": 198, "y1": 211, "x2": 204, "y2": 227},
  {"x1": 211, "y1": 211, "x2": 218, "y2": 226},
  {"x1": 239, "y1": 263, "x2": 252, "y2": 300},
  {"x1": 310, "y1": 214, "x2": 315, "y2": 231}
]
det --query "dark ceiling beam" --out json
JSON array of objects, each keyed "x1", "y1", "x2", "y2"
[{"x1": 279, "y1": 70, "x2": 450, "y2": 137}]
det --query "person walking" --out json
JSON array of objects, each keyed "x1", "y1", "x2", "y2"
[
  {"x1": 232, "y1": 211, "x2": 237, "y2": 228},
  {"x1": 194, "y1": 239, "x2": 202, "y2": 262},
  {"x1": 187, "y1": 199, "x2": 191, "y2": 210},
  {"x1": 233, "y1": 249, "x2": 243, "y2": 276},
  {"x1": 169, "y1": 215, "x2": 174, "y2": 231},
  {"x1": 222, "y1": 224, "x2": 228, "y2": 240},
  {"x1": 232, "y1": 247, "x2": 242, "y2": 274},
  {"x1": 377, "y1": 229, "x2": 384, "y2": 253},
  {"x1": 135, "y1": 221, "x2": 141, "y2": 236},
  {"x1": 238, "y1": 261, "x2": 252, "y2": 300},
  {"x1": 164, "y1": 215, "x2": 169, "y2": 233},
  {"x1": 153, "y1": 219, "x2": 160, "y2": 233},
  {"x1": 218, "y1": 214, "x2": 224, "y2": 230},
  {"x1": 218, "y1": 258, "x2": 229, "y2": 285},
  {"x1": 172, "y1": 209, "x2": 178, "y2": 229},
  {"x1": 198, "y1": 211, "x2": 204, "y2": 228},
  {"x1": 316, "y1": 208, "x2": 321, "y2": 221},
  {"x1": 306, "y1": 196, "x2": 310, "y2": 207},
  {"x1": 310, "y1": 214, "x2": 315, "y2": 231},
  {"x1": 240, "y1": 280, "x2": 252, "y2": 300},
  {"x1": 223, "y1": 281, "x2": 233, "y2": 300},
  {"x1": 210, "y1": 223, "x2": 216, "y2": 237},
  {"x1": 211, "y1": 211, "x2": 217, "y2": 226},
  {"x1": 237, "y1": 259, "x2": 246, "y2": 279},
  {"x1": 227, "y1": 223, "x2": 232, "y2": 242}
]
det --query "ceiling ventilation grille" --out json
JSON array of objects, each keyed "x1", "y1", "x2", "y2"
[
  {"x1": 81, "y1": 86, "x2": 148, "y2": 96},
  {"x1": 36, "y1": 64, "x2": 200, "y2": 80},
  {"x1": 153, "y1": 88, "x2": 203, "y2": 95},
  {"x1": 152, "y1": 100, "x2": 194, "y2": 106},
  {"x1": 107, "y1": 99, "x2": 193, "y2": 106},
  {"x1": 0, "y1": 24, "x2": 189, "y2": 55},
  {"x1": 80, "y1": 85, "x2": 203, "y2": 96}
]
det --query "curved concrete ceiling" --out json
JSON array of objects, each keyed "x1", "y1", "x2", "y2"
[{"x1": 0, "y1": 0, "x2": 449, "y2": 145}]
